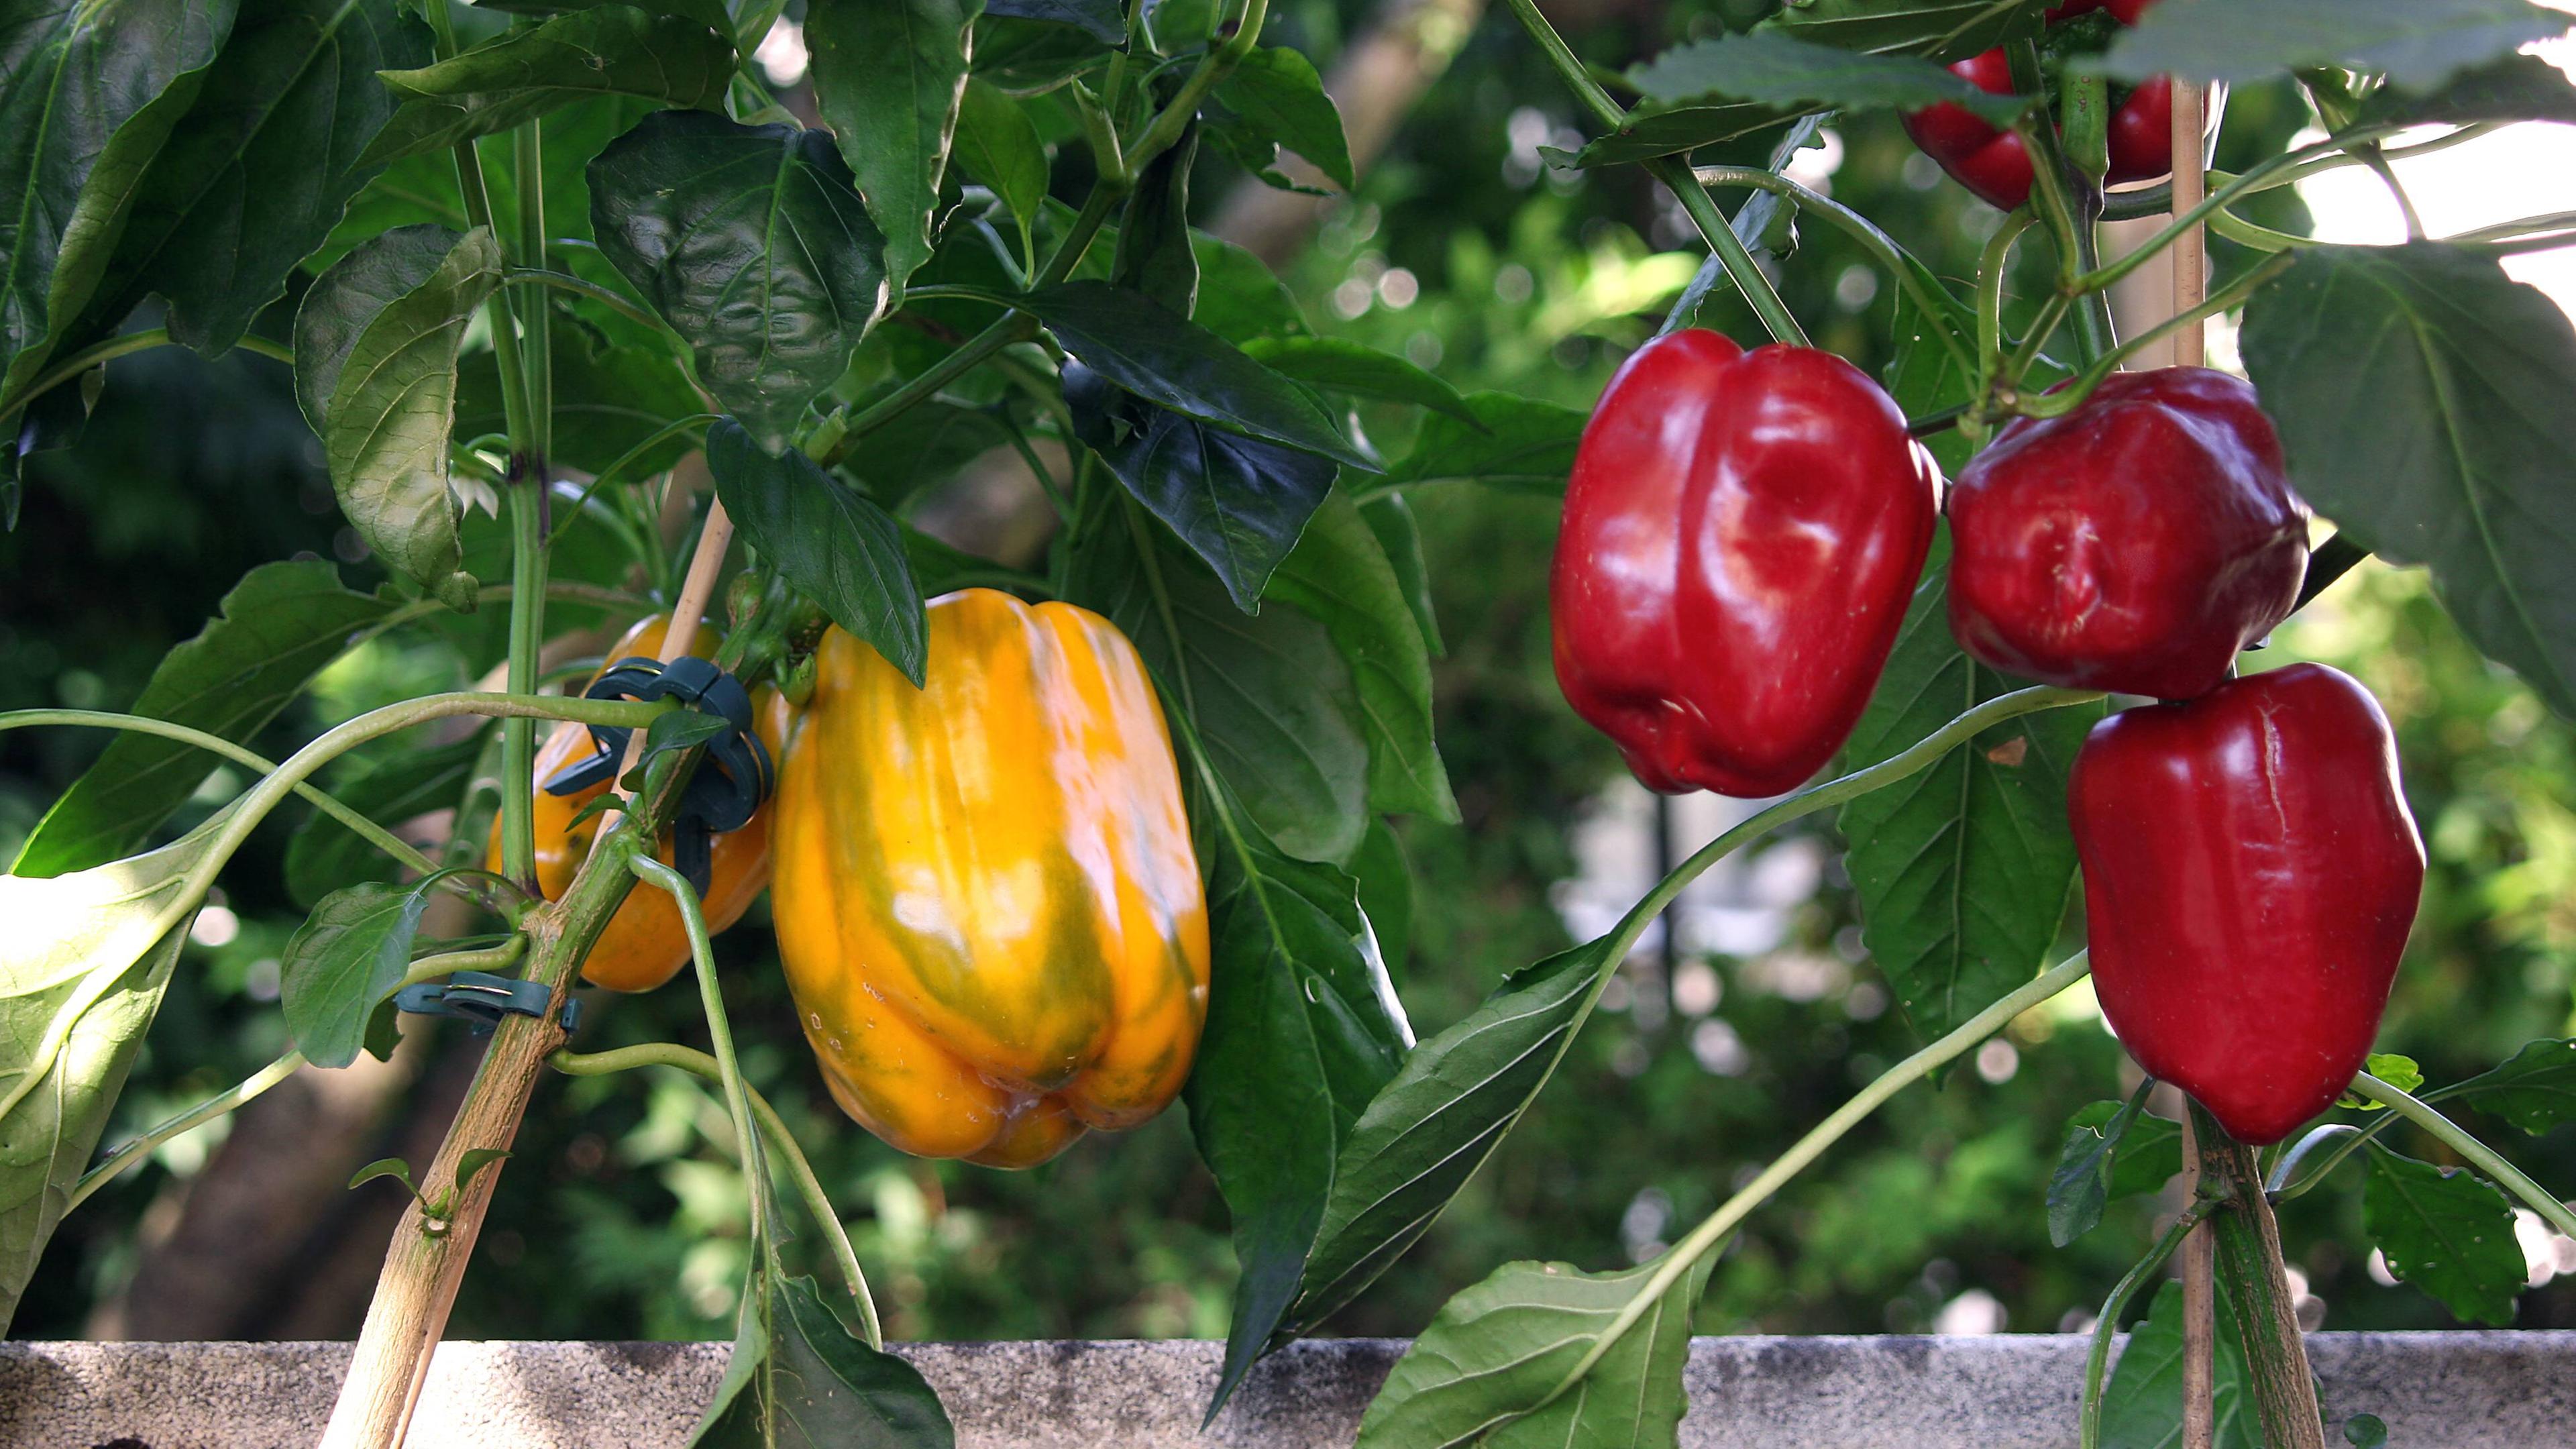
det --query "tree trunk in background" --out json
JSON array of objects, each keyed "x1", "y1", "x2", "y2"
[{"x1": 1210, "y1": 0, "x2": 1488, "y2": 263}]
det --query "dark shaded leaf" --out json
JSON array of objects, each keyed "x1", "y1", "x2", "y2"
[
  {"x1": 292, "y1": 223, "x2": 500, "y2": 606},
  {"x1": 1023, "y1": 280, "x2": 1373, "y2": 468},
  {"x1": 2047, "y1": 1090, "x2": 2184, "y2": 1245},
  {"x1": 1241, "y1": 337, "x2": 1479, "y2": 425},
  {"x1": 12, "y1": 561, "x2": 394, "y2": 877},
  {"x1": 706, "y1": 420, "x2": 926, "y2": 684},
  {"x1": 286, "y1": 736, "x2": 485, "y2": 908},
  {"x1": 72, "y1": 0, "x2": 429, "y2": 356},
  {"x1": 590, "y1": 111, "x2": 891, "y2": 452},
  {"x1": 952, "y1": 77, "x2": 1051, "y2": 262},
  {"x1": 973, "y1": 14, "x2": 1113, "y2": 95},
  {"x1": 1376, "y1": 391, "x2": 1587, "y2": 492},
  {"x1": 1358, "y1": 493, "x2": 1442, "y2": 655},
  {"x1": 1837, "y1": 533, "x2": 2098, "y2": 1046},
  {"x1": 1354, "y1": 1250, "x2": 1712, "y2": 1449},
  {"x1": 843, "y1": 399, "x2": 1010, "y2": 508},
  {"x1": 0, "y1": 0, "x2": 233, "y2": 397},
  {"x1": 1627, "y1": 31, "x2": 2027, "y2": 121},
  {"x1": 456, "y1": 317, "x2": 704, "y2": 478},
  {"x1": 1110, "y1": 119, "x2": 1200, "y2": 316},
  {"x1": 2096, "y1": 0, "x2": 2564, "y2": 90},
  {"x1": 360, "y1": 6, "x2": 735, "y2": 166},
  {"x1": 1351, "y1": 818, "x2": 1413, "y2": 983},
  {"x1": 280, "y1": 882, "x2": 431, "y2": 1069},
  {"x1": 2241, "y1": 244, "x2": 2576, "y2": 721},
  {"x1": 2363, "y1": 1146, "x2": 2525, "y2": 1325},
  {"x1": 1765, "y1": 0, "x2": 2049, "y2": 64},
  {"x1": 1189, "y1": 826, "x2": 1411, "y2": 1421},
  {"x1": 2443, "y1": 1037, "x2": 2576, "y2": 1134},
  {"x1": 985, "y1": 0, "x2": 1123, "y2": 44},
  {"x1": 1211, "y1": 46, "x2": 1354, "y2": 191},
  {"x1": 806, "y1": 0, "x2": 978, "y2": 292},
  {"x1": 2359, "y1": 53, "x2": 2576, "y2": 125}
]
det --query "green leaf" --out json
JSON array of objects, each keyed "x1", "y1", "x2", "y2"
[
  {"x1": 2345, "y1": 1412, "x2": 2391, "y2": 1448},
  {"x1": 622, "y1": 709, "x2": 733, "y2": 790},
  {"x1": 1572, "y1": 99, "x2": 1811, "y2": 170},
  {"x1": 12, "y1": 560, "x2": 395, "y2": 878},
  {"x1": 2096, "y1": 0, "x2": 2565, "y2": 90},
  {"x1": 2099, "y1": 1279, "x2": 2262, "y2": 1449},
  {"x1": 1836, "y1": 533, "x2": 2098, "y2": 1045},
  {"x1": 2440, "y1": 1037, "x2": 2576, "y2": 1135},
  {"x1": 590, "y1": 110, "x2": 892, "y2": 453},
  {"x1": 841, "y1": 399, "x2": 1010, "y2": 509},
  {"x1": 1355, "y1": 1250, "x2": 1712, "y2": 1449},
  {"x1": 348, "y1": 1156, "x2": 419, "y2": 1198},
  {"x1": 1882, "y1": 256, "x2": 1982, "y2": 472},
  {"x1": 1351, "y1": 818, "x2": 1413, "y2": 982},
  {"x1": 0, "y1": 821, "x2": 219, "y2": 1329},
  {"x1": 1764, "y1": 0, "x2": 2050, "y2": 64},
  {"x1": 1189, "y1": 826, "x2": 1412, "y2": 1424},
  {"x1": 2339, "y1": 1053, "x2": 2424, "y2": 1108},
  {"x1": 456, "y1": 318, "x2": 704, "y2": 478},
  {"x1": 1266, "y1": 490, "x2": 1457, "y2": 823},
  {"x1": 1110, "y1": 121, "x2": 1201, "y2": 317},
  {"x1": 693, "y1": 1270, "x2": 954, "y2": 1448},
  {"x1": 0, "y1": 0, "x2": 233, "y2": 396},
  {"x1": 1358, "y1": 493, "x2": 1442, "y2": 656},
  {"x1": 70, "y1": 0, "x2": 431, "y2": 357},
  {"x1": 951, "y1": 78, "x2": 1050, "y2": 264},
  {"x1": 1065, "y1": 365, "x2": 1340, "y2": 612},
  {"x1": 2045, "y1": 1091, "x2": 2183, "y2": 1245},
  {"x1": 1065, "y1": 498, "x2": 1370, "y2": 863},
  {"x1": 1627, "y1": 31, "x2": 2028, "y2": 121},
  {"x1": 1377, "y1": 391, "x2": 1588, "y2": 492},
  {"x1": 706, "y1": 419, "x2": 927, "y2": 685},
  {"x1": 1240, "y1": 337, "x2": 1480, "y2": 425},
  {"x1": 280, "y1": 881, "x2": 432, "y2": 1070},
  {"x1": 2241, "y1": 243, "x2": 2576, "y2": 722},
  {"x1": 806, "y1": 0, "x2": 979, "y2": 294},
  {"x1": 2358, "y1": 53, "x2": 2576, "y2": 125},
  {"x1": 286, "y1": 736, "x2": 484, "y2": 909},
  {"x1": 1280, "y1": 941, "x2": 1613, "y2": 1368},
  {"x1": 973, "y1": 13, "x2": 1113, "y2": 95},
  {"x1": 360, "y1": 6, "x2": 736, "y2": 166},
  {"x1": 985, "y1": 0, "x2": 1122, "y2": 44},
  {"x1": 2363, "y1": 1146, "x2": 2526, "y2": 1325},
  {"x1": 294, "y1": 223, "x2": 500, "y2": 608},
  {"x1": 1022, "y1": 281, "x2": 1375, "y2": 470},
  {"x1": 1189, "y1": 231, "x2": 1309, "y2": 343},
  {"x1": 473, "y1": 0, "x2": 735, "y2": 31},
  {"x1": 454, "y1": 1146, "x2": 512, "y2": 1194},
  {"x1": 1211, "y1": 46, "x2": 1355, "y2": 192}
]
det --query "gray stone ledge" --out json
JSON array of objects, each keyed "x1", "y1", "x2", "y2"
[{"x1": 1, "y1": 1332, "x2": 2568, "y2": 1448}]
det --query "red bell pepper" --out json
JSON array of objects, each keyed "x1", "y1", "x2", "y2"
[
  {"x1": 2070, "y1": 663, "x2": 2424, "y2": 1145},
  {"x1": 1552, "y1": 330, "x2": 1940, "y2": 798},
  {"x1": 1902, "y1": 0, "x2": 2171, "y2": 211}
]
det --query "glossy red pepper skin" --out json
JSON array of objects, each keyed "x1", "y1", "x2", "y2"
[
  {"x1": 1901, "y1": 0, "x2": 2171, "y2": 211},
  {"x1": 1551, "y1": 329, "x2": 1941, "y2": 798},
  {"x1": 2070, "y1": 663, "x2": 2424, "y2": 1145},
  {"x1": 1945, "y1": 368, "x2": 2308, "y2": 701}
]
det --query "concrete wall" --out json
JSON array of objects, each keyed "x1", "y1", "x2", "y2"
[{"x1": 2, "y1": 1333, "x2": 2570, "y2": 1448}]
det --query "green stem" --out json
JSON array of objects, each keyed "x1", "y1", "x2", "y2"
[
  {"x1": 67, "y1": 1052, "x2": 307, "y2": 1213},
  {"x1": 2448, "y1": 208, "x2": 2576, "y2": 245},
  {"x1": 2076, "y1": 123, "x2": 2408, "y2": 295},
  {"x1": 551, "y1": 1042, "x2": 881, "y2": 1348},
  {"x1": 817, "y1": 317, "x2": 1036, "y2": 467},
  {"x1": 2208, "y1": 205, "x2": 2315, "y2": 253},
  {"x1": 2015, "y1": 252, "x2": 2292, "y2": 421},
  {"x1": 2006, "y1": 292, "x2": 2072, "y2": 386},
  {"x1": 1975, "y1": 211, "x2": 2037, "y2": 391},
  {"x1": 2080, "y1": 1199, "x2": 2218, "y2": 1449},
  {"x1": 1690, "y1": 166, "x2": 1962, "y2": 354},
  {"x1": 1554, "y1": 951, "x2": 2097, "y2": 1398},
  {"x1": 2347, "y1": 1071, "x2": 2576, "y2": 1241},
  {"x1": 506, "y1": 268, "x2": 664, "y2": 335}
]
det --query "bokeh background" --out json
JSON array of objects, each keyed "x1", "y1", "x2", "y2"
[{"x1": 8, "y1": 0, "x2": 2576, "y2": 1347}]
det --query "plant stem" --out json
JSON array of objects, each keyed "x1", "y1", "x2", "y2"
[
  {"x1": 2012, "y1": 253, "x2": 2292, "y2": 421},
  {"x1": 1691, "y1": 165, "x2": 1964, "y2": 364},
  {"x1": 505, "y1": 268, "x2": 664, "y2": 335},
  {"x1": 2080, "y1": 1199, "x2": 2216, "y2": 1449},
  {"x1": 2346, "y1": 1071, "x2": 2576, "y2": 1240},
  {"x1": 1976, "y1": 211, "x2": 2037, "y2": 392},
  {"x1": 818, "y1": 315, "x2": 1038, "y2": 467},
  {"x1": 2188, "y1": 1102, "x2": 2326, "y2": 1449},
  {"x1": 551, "y1": 1042, "x2": 880, "y2": 1346},
  {"x1": 68, "y1": 1053, "x2": 307, "y2": 1214},
  {"x1": 633, "y1": 859, "x2": 770, "y2": 1235},
  {"x1": 2073, "y1": 123, "x2": 2408, "y2": 296}
]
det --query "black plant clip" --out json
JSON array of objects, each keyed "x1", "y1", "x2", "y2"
[
  {"x1": 541, "y1": 654, "x2": 775, "y2": 896},
  {"x1": 395, "y1": 970, "x2": 578, "y2": 1035}
]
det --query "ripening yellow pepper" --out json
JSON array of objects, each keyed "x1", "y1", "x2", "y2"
[
  {"x1": 771, "y1": 588, "x2": 1211, "y2": 1169},
  {"x1": 490, "y1": 614, "x2": 791, "y2": 993}
]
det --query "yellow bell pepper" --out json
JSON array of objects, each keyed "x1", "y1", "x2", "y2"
[
  {"x1": 771, "y1": 588, "x2": 1211, "y2": 1168},
  {"x1": 490, "y1": 614, "x2": 790, "y2": 993}
]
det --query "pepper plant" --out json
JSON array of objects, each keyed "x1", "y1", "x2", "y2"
[{"x1": 5, "y1": 0, "x2": 2576, "y2": 1446}]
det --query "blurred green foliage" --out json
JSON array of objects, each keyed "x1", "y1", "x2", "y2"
[{"x1": 7, "y1": 0, "x2": 2575, "y2": 1348}]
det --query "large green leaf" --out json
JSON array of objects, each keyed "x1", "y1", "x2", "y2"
[
  {"x1": 1065, "y1": 364, "x2": 1340, "y2": 612},
  {"x1": 806, "y1": 0, "x2": 980, "y2": 294},
  {"x1": 2241, "y1": 244, "x2": 2576, "y2": 721},
  {"x1": 1209, "y1": 45, "x2": 1354, "y2": 192},
  {"x1": 1187, "y1": 825, "x2": 1411, "y2": 1423},
  {"x1": 706, "y1": 420, "x2": 926, "y2": 685},
  {"x1": 1359, "y1": 493, "x2": 1442, "y2": 656},
  {"x1": 1189, "y1": 230, "x2": 1309, "y2": 343},
  {"x1": 2097, "y1": 0, "x2": 2564, "y2": 89},
  {"x1": 11, "y1": 560, "x2": 395, "y2": 878},
  {"x1": 1266, "y1": 490, "x2": 1456, "y2": 822},
  {"x1": 455, "y1": 315, "x2": 704, "y2": 478},
  {"x1": 360, "y1": 5, "x2": 736, "y2": 166},
  {"x1": 2046, "y1": 1091, "x2": 2184, "y2": 1246},
  {"x1": 2359, "y1": 53, "x2": 2576, "y2": 125},
  {"x1": 1022, "y1": 281, "x2": 1374, "y2": 470},
  {"x1": 1837, "y1": 537, "x2": 2097, "y2": 1046},
  {"x1": 0, "y1": 0, "x2": 235, "y2": 397},
  {"x1": 1765, "y1": 0, "x2": 2049, "y2": 64},
  {"x1": 2442, "y1": 1037, "x2": 2576, "y2": 1134},
  {"x1": 2099, "y1": 1279, "x2": 2261, "y2": 1449},
  {"x1": 1375, "y1": 391, "x2": 1587, "y2": 492},
  {"x1": 1627, "y1": 32, "x2": 2026, "y2": 121},
  {"x1": 2363, "y1": 1146, "x2": 2525, "y2": 1325},
  {"x1": 1065, "y1": 498, "x2": 1370, "y2": 863},
  {"x1": 0, "y1": 821, "x2": 221, "y2": 1330},
  {"x1": 293, "y1": 223, "x2": 501, "y2": 607},
  {"x1": 1241, "y1": 336, "x2": 1479, "y2": 425},
  {"x1": 70, "y1": 0, "x2": 429, "y2": 357},
  {"x1": 590, "y1": 111, "x2": 892, "y2": 452},
  {"x1": 1354, "y1": 1250, "x2": 1712, "y2": 1449},
  {"x1": 694, "y1": 1269, "x2": 955, "y2": 1448}
]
